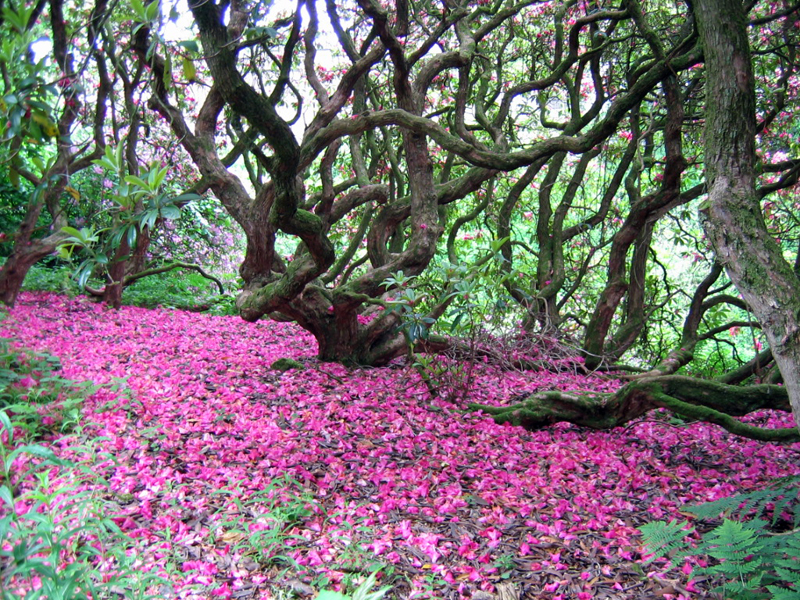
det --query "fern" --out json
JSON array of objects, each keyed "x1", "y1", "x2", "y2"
[
  {"x1": 640, "y1": 482, "x2": 800, "y2": 600},
  {"x1": 688, "y1": 476, "x2": 800, "y2": 528},
  {"x1": 639, "y1": 520, "x2": 693, "y2": 566}
]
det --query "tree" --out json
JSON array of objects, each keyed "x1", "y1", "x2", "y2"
[
  {"x1": 132, "y1": 0, "x2": 705, "y2": 366},
  {"x1": 4, "y1": 0, "x2": 800, "y2": 440},
  {"x1": 0, "y1": 0, "x2": 111, "y2": 306},
  {"x1": 182, "y1": 0, "x2": 800, "y2": 437},
  {"x1": 694, "y1": 0, "x2": 800, "y2": 429},
  {"x1": 0, "y1": 0, "x2": 208, "y2": 308}
]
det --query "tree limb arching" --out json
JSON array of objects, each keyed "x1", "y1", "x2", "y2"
[{"x1": 85, "y1": 262, "x2": 226, "y2": 297}]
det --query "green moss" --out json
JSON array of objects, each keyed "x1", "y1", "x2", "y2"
[{"x1": 271, "y1": 357, "x2": 304, "y2": 371}]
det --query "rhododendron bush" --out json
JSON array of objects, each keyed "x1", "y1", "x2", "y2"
[{"x1": 2, "y1": 293, "x2": 799, "y2": 599}]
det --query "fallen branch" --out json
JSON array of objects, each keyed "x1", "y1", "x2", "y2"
[{"x1": 468, "y1": 375, "x2": 799, "y2": 443}]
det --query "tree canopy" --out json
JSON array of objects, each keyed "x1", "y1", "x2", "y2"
[{"x1": 1, "y1": 0, "x2": 800, "y2": 438}]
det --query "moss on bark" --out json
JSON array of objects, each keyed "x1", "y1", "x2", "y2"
[{"x1": 469, "y1": 375, "x2": 799, "y2": 443}]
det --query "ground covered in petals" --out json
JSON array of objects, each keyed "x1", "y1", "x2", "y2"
[{"x1": 3, "y1": 292, "x2": 800, "y2": 600}]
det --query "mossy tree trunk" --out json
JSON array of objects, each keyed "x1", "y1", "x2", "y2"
[{"x1": 694, "y1": 0, "x2": 800, "y2": 432}]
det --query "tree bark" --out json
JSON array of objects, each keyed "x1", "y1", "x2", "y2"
[
  {"x1": 469, "y1": 375, "x2": 799, "y2": 443},
  {"x1": 694, "y1": 0, "x2": 800, "y2": 431},
  {"x1": 0, "y1": 232, "x2": 65, "y2": 306}
]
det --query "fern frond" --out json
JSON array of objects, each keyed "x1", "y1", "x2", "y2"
[
  {"x1": 688, "y1": 477, "x2": 800, "y2": 527},
  {"x1": 639, "y1": 520, "x2": 693, "y2": 566},
  {"x1": 641, "y1": 481, "x2": 800, "y2": 600},
  {"x1": 765, "y1": 586, "x2": 800, "y2": 600}
]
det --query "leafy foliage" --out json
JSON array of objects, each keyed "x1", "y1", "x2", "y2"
[
  {"x1": 56, "y1": 145, "x2": 199, "y2": 290},
  {"x1": 120, "y1": 269, "x2": 236, "y2": 314},
  {"x1": 20, "y1": 264, "x2": 86, "y2": 297},
  {"x1": 0, "y1": 335, "x2": 167, "y2": 599},
  {"x1": 688, "y1": 476, "x2": 800, "y2": 528},
  {"x1": 641, "y1": 479, "x2": 800, "y2": 599},
  {"x1": 0, "y1": 334, "x2": 90, "y2": 441}
]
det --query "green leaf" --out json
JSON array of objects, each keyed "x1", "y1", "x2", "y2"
[
  {"x1": 172, "y1": 192, "x2": 202, "y2": 203},
  {"x1": 60, "y1": 226, "x2": 83, "y2": 239},
  {"x1": 152, "y1": 164, "x2": 169, "y2": 189},
  {"x1": 144, "y1": 0, "x2": 160, "y2": 22},
  {"x1": 8, "y1": 167, "x2": 19, "y2": 188},
  {"x1": 316, "y1": 592, "x2": 348, "y2": 600},
  {"x1": 178, "y1": 40, "x2": 199, "y2": 53},
  {"x1": 183, "y1": 58, "x2": 196, "y2": 81},
  {"x1": 75, "y1": 260, "x2": 95, "y2": 289},
  {"x1": 490, "y1": 236, "x2": 510, "y2": 254},
  {"x1": 0, "y1": 416, "x2": 12, "y2": 448},
  {"x1": 18, "y1": 76, "x2": 39, "y2": 90},
  {"x1": 124, "y1": 175, "x2": 152, "y2": 191},
  {"x1": 160, "y1": 205, "x2": 181, "y2": 220},
  {"x1": 126, "y1": 224, "x2": 138, "y2": 248},
  {"x1": 130, "y1": 0, "x2": 146, "y2": 19},
  {"x1": 639, "y1": 520, "x2": 693, "y2": 566},
  {"x1": 114, "y1": 143, "x2": 125, "y2": 175},
  {"x1": 6, "y1": 443, "x2": 60, "y2": 467},
  {"x1": 0, "y1": 485, "x2": 12, "y2": 507},
  {"x1": 141, "y1": 209, "x2": 159, "y2": 230},
  {"x1": 352, "y1": 571, "x2": 391, "y2": 600}
]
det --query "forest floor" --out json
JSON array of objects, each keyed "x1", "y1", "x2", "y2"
[{"x1": 3, "y1": 292, "x2": 800, "y2": 600}]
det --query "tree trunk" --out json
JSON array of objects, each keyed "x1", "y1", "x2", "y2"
[
  {"x1": 0, "y1": 195, "x2": 68, "y2": 307},
  {"x1": 100, "y1": 225, "x2": 152, "y2": 308},
  {"x1": 0, "y1": 238, "x2": 59, "y2": 306},
  {"x1": 694, "y1": 0, "x2": 800, "y2": 432}
]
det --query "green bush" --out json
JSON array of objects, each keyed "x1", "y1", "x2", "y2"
[
  {"x1": 19, "y1": 262, "x2": 238, "y2": 315},
  {"x1": 20, "y1": 264, "x2": 81, "y2": 296},
  {"x1": 120, "y1": 268, "x2": 236, "y2": 314}
]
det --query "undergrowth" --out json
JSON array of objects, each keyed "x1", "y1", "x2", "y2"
[
  {"x1": 21, "y1": 263, "x2": 237, "y2": 315},
  {"x1": 0, "y1": 335, "x2": 93, "y2": 441},
  {"x1": 0, "y1": 333, "x2": 168, "y2": 599},
  {"x1": 0, "y1": 328, "x2": 389, "y2": 598},
  {"x1": 641, "y1": 476, "x2": 800, "y2": 599}
]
